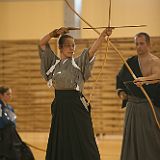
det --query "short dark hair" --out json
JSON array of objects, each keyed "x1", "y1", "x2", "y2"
[
  {"x1": 135, "y1": 32, "x2": 150, "y2": 44},
  {"x1": 0, "y1": 86, "x2": 10, "y2": 95},
  {"x1": 58, "y1": 34, "x2": 74, "y2": 48}
]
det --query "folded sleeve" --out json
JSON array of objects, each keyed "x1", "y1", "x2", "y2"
[
  {"x1": 75, "y1": 48, "x2": 95, "y2": 81},
  {"x1": 38, "y1": 43, "x2": 59, "y2": 81},
  {"x1": 116, "y1": 64, "x2": 128, "y2": 108}
]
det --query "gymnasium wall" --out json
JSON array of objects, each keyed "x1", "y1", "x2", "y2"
[
  {"x1": 0, "y1": 0, "x2": 160, "y2": 40},
  {"x1": 0, "y1": 37, "x2": 160, "y2": 134}
]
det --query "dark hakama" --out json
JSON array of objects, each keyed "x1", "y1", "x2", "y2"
[
  {"x1": 116, "y1": 56, "x2": 160, "y2": 160},
  {"x1": 0, "y1": 124, "x2": 21, "y2": 160},
  {"x1": 46, "y1": 90, "x2": 100, "y2": 160},
  {"x1": 121, "y1": 96, "x2": 160, "y2": 160},
  {"x1": 0, "y1": 124, "x2": 34, "y2": 160}
]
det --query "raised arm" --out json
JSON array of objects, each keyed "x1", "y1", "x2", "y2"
[{"x1": 88, "y1": 28, "x2": 112, "y2": 59}]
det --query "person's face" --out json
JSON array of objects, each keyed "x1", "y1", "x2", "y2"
[
  {"x1": 59, "y1": 38, "x2": 75, "y2": 59},
  {"x1": 0, "y1": 89, "x2": 12, "y2": 103},
  {"x1": 135, "y1": 35, "x2": 150, "y2": 56}
]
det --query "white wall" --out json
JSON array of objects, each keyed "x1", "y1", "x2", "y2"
[
  {"x1": 82, "y1": 0, "x2": 160, "y2": 38},
  {"x1": 0, "y1": 0, "x2": 64, "y2": 40},
  {"x1": 0, "y1": 0, "x2": 159, "y2": 40}
]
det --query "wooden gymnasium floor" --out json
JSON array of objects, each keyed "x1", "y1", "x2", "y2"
[{"x1": 19, "y1": 132, "x2": 122, "y2": 160}]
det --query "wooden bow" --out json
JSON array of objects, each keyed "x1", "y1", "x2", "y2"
[{"x1": 64, "y1": 0, "x2": 160, "y2": 129}]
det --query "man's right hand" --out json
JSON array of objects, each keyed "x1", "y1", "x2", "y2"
[{"x1": 119, "y1": 91, "x2": 128, "y2": 100}]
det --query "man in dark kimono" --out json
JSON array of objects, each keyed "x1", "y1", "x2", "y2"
[{"x1": 116, "y1": 32, "x2": 160, "y2": 160}]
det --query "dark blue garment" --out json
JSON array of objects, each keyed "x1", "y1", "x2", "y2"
[{"x1": 0, "y1": 100, "x2": 16, "y2": 128}]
